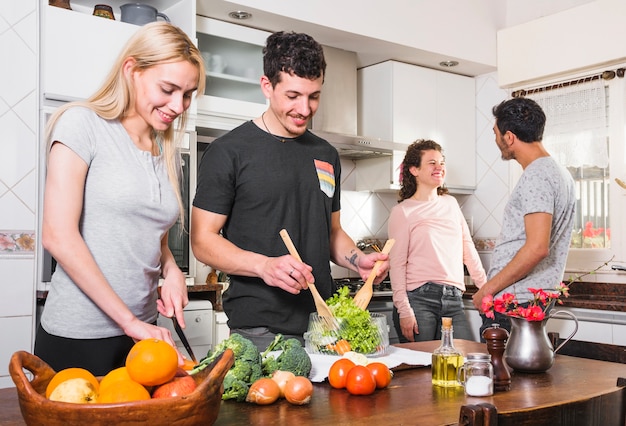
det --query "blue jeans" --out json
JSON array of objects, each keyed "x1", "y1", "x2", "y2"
[{"x1": 392, "y1": 282, "x2": 473, "y2": 342}]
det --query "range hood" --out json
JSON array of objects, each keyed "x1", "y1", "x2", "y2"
[
  {"x1": 311, "y1": 130, "x2": 393, "y2": 160},
  {"x1": 310, "y1": 45, "x2": 397, "y2": 160}
]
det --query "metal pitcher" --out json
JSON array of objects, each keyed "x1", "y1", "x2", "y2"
[{"x1": 503, "y1": 310, "x2": 578, "y2": 373}]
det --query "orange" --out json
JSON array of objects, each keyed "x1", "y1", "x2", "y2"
[
  {"x1": 125, "y1": 338, "x2": 178, "y2": 387},
  {"x1": 99, "y1": 366, "x2": 131, "y2": 393},
  {"x1": 46, "y1": 367, "x2": 99, "y2": 399},
  {"x1": 97, "y1": 378, "x2": 151, "y2": 403}
]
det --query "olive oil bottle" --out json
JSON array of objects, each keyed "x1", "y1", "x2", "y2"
[{"x1": 432, "y1": 317, "x2": 464, "y2": 387}]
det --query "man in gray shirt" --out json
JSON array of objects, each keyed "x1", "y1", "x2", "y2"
[{"x1": 472, "y1": 97, "x2": 576, "y2": 336}]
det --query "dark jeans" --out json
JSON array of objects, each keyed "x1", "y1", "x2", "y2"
[{"x1": 392, "y1": 282, "x2": 473, "y2": 342}]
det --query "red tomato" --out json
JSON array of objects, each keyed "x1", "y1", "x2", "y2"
[
  {"x1": 328, "y1": 358, "x2": 355, "y2": 389},
  {"x1": 366, "y1": 362, "x2": 393, "y2": 389},
  {"x1": 345, "y1": 365, "x2": 376, "y2": 396}
]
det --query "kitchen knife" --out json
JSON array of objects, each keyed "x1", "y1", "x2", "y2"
[{"x1": 171, "y1": 315, "x2": 197, "y2": 363}]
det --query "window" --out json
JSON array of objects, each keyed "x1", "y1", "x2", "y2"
[{"x1": 525, "y1": 76, "x2": 626, "y2": 273}]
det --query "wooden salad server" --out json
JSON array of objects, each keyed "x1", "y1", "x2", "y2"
[{"x1": 353, "y1": 238, "x2": 395, "y2": 310}]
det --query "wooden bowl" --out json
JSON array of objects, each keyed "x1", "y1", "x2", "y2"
[{"x1": 9, "y1": 349, "x2": 234, "y2": 426}]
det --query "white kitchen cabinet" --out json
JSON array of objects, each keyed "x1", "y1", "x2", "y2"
[
  {"x1": 195, "y1": 16, "x2": 269, "y2": 128},
  {"x1": 214, "y1": 311, "x2": 230, "y2": 347},
  {"x1": 357, "y1": 61, "x2": 476, "y2": 192},
  {"x1": 544, "y1": 307, "x2": 614, "y2": 345},
  {"x1": 42, "y1": 0, "x2": 195, "y2": 103},
  {"x1": 612, "y1": 323, "x2": 626, "y2": 346},
  {"x1": 463, "y1": 304, "x2": 483, "y2": 342}
]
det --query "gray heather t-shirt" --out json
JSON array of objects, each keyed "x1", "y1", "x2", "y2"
[
  {"x1": 41, "y1": 106, "x2": 178, "y2": 339},
  {"x1": 488, "y1": 156, "x2": 575, "y2": 301}
]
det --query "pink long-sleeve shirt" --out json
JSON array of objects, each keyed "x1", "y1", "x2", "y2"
[{"x1": 388, "y1": 195, "x2": 487, "y2": 319}]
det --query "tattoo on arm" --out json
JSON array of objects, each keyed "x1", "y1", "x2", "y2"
[{"x1": 346, "y1": 250, "x2": 358, "y2": 268}]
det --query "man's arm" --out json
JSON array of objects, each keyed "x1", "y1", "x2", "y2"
[
  {"x1": 329, "y1": 211, "x2": 390, "y2": 283},
  {"x1": 190, "y1": 206, "x2": 313, "y2": 295},
  {"x1": 472, "y1": 212, "x2": 552, "y2": 309}
]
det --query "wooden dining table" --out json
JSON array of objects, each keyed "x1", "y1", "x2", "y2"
[{"x1": 2, "y1": 340, "x2": 626, "y2": 425}]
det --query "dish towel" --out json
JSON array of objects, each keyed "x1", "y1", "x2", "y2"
[{"x1": 308, "y1": 346, "x2": 432, "y2": 383}]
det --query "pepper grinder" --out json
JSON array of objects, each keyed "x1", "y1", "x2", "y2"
[{"x1": 482, "y1": 323, "x2": 511, "y2": 391}]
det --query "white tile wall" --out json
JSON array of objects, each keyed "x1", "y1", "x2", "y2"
[{"x1": 0, "y1": 0, "x2": 38, "y2": 389}]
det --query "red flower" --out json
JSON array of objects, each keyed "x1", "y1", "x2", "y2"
[
  {"x1": 480, "y1": 282, "x2": 570, "y2": 322},
  {"x1": 481, "y1": 294, "x2": 495, "y2": 319}
]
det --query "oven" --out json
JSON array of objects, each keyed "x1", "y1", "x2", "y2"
[{"x1": 334, "y1": 278, "x2": 400, "y2": 344}]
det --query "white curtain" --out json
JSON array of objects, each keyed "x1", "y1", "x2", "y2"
[{"x1": 527, "y1": 78, "x2": 608, "y2": 169}]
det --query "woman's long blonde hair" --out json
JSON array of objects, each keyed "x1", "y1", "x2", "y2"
[{"x1": 45, "y1": 22, "x2": 206, "y2": 224}]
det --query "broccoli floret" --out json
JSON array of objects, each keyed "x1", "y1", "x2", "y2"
[
  {"x1": 275, "y1": 343, "x2": 312, "y2": 377},
  {"x1": 261, "y1": 335, "x2": 312, "y2": 377},
  {"x1": 262, "y1": 356, "x2": 279, "y2": 377},
  {"x1": 206, "y1": 332, "x2": 261, "y2": 364},
  {"x1": 190, "y1": 333, "x2": 263, "y2": 401},
  {"x1": 222, "y1": 373, "x2": 250, "y2": 402}
]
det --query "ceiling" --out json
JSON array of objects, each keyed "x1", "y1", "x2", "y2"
[
  {"x1": 196, "y1": 0, "x2": 497, "y2": 77},
  {"x1": 196, "y1": 0, "x2": 595, "y2": 78}
]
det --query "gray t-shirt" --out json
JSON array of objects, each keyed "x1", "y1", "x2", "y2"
[
  {"x1": 488, "y1": 156, "x2": 575, "y2": 301},
  {"x1": 41, "y1": 106, "x2": 179, "y2": 338}
]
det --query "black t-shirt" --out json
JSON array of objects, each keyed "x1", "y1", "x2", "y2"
[{"x1": 193, "y1": 121, "x2": 341, "y2": 334}]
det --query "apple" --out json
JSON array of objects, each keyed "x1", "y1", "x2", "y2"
[
  {"x1": 48, "y1": 377, "x2": 98, "y2": 403},
  {"x1": 152, "y1": 372, "x2": 197, "y2": 398}
]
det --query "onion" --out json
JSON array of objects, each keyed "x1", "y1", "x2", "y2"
[
  {"x1": 283, "y1": 376, "x2": 313, "y2": 405},
  {"x1": 246, "y1": 378, "x2": 280, "y2": 405},
  {"x1": 271, "y1": 370, "x2": 296, "y2": 397}
]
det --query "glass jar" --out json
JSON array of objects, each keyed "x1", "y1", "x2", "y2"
[
  {"x1": 457, "y1": 353, "x2": 494, "y2": 396},
  {"x1": 93, "y1": 4, "x2": 115, "y2": 20}
]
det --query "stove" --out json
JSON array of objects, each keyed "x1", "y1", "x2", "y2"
[{"x1": 334, "y1": 278, "x2": 393, "y2": 298}]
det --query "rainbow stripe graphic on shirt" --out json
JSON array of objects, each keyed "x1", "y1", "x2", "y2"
[{"x1": 314, "y1": 159, "x2": 335, "y2": 198}]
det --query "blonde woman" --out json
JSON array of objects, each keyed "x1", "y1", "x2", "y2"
[{"x1": 35, "y1": 22, "x2": 205, "y2": 375}]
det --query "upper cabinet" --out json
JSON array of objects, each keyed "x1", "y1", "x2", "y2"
[
  {"x1": 358, "y1": 61, "x2": 476, "y2": 193},
  {"x1": 195, "y1": 17, "x2": 270, "y2": 130},
  {"x1": 42, "y1": 0, "x2": 195, "y2": 103}
]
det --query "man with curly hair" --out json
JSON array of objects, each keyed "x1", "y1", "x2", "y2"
[{"x1": 191, "y1": 31, "x2": 389, "y2": 350}]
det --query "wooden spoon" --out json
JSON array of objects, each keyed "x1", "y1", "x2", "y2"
[
  {"x1": 353, "y1": 238, "x2": 395, "y2": 310},
  {"x1": 279, "y1": 229, "x2": 339, "y2": 329}
]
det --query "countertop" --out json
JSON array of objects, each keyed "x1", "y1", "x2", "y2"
[
  {"x1": 463, "y1": 281, "x2": 626, "y2": 312},
  {"x1": 4, "y1": 340, "x2": 626, "y2": 425}
]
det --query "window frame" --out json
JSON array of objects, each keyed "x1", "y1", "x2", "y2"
[{"x1": 564, "y1": 77, "x2": 626, "y2": 281}]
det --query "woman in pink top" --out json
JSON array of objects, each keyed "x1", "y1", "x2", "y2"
[{"x1": 388, "y1": 140, "x2": 486, "y2": 342}]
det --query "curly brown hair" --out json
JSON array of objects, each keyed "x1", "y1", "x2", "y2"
[
  {"x1": 398, "y1": 139, "x2": 449, "y2": 202},
  {"x1": 263, "y1": 31, "x2": 326, "y2": 87}
]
